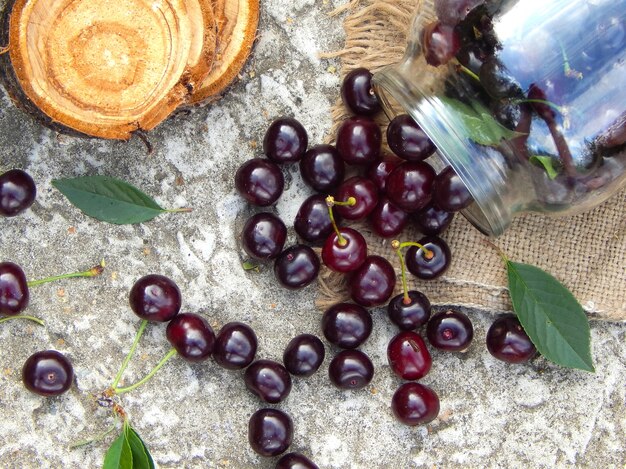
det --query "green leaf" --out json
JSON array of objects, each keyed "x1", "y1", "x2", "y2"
[
  {"x1": 242, "y1": 261, "x2": 260, "y2": 272},
  {"x1": 102, "y1": 429, "x2": 133, "y2": 469},
  {"x1": 438, "y1": 96, "x2": 523, "y2": 146},
  {"x1": 52, "y1": 176, "x2": 166, "y2": 224},
  {"x1": 530, "y1": 155, "x2": 559, "y2": 179},
  {"x1": 506, "y1": 261, "x2": 594, "y2": 372},
  {"x1": 125, "y1": 425, "x2": 155, "y2": 469}
]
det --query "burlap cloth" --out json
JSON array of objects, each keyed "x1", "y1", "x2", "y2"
[{"x1": 317, "y1": 0, "x2": 626, "y2": 321}]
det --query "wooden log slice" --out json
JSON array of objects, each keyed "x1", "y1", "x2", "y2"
[
  {"x1": 190, "y1": 0, "x2": 259, "y2": 104},
  {"x1": 1, "y1": 0, "x2": 217, "y2": 139}
]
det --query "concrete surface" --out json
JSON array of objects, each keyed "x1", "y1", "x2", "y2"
[{"x1": 1, "y1": 0, "x2": 625, "y2": 467}]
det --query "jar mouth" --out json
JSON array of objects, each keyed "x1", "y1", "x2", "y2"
[{"x1": 373, "y1": 64, "x2": 513, "y2": 237}]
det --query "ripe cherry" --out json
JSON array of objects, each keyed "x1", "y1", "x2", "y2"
[
  {"x1": 386, "y1": 114, "x2": 435, "y2": 161},
  {"x1": 321, "y1": 302, "x2": 373, "y2": 349},
  {"x1": 241, "y1": 212, "x2": 287, "y2": 260},
  {"x1": 426, "y1": 309, "x2": 473, "y2": 351},
  {"x1": 328, "y1": 349, "x2": 374, "y2": 390},
  {"x1": 321, "y1": 227, "x2": 367, "y2": 273},
  {"x1": 341, "y1": 67, "x2": 381, "y2": 116},
  {"x1": 0, "y1": 169, "x2": 36, "y2": 217},
  {"x1": 299, "y1": 144, "x2": 345, "y2": 193},
  {"x1": 22, "y1": 350, "x2": 73, "y2": 396},
  {"x1": 366, "y1": 155, "x2": 402, "y2": 193},
  {"x1": 235, "y1": 158, "x2": 284, "y2": 206},
  {"x1": 276, "y1": 452, "x2": 319, "y2": 469},
  {"x1": 421, "y1": 21, "x2": 461, "y2": 66},
  {"x1": 391, "y1": 382, "x2": 440, "y2": 426},
  {"x1": 129, "y1": 274, "x2": 182, "y2": 322},
  {"x1": 248, "y1": 408, "x2": 293, "y2": 457},
  {"x1": 334, "y1": 177, "x2": 379, "y2": 221},
  {"x1": 386, "y1": 161, "x2": 436, "y2": 212},
  {"x1": 273, "y1": 244, "x2": 320, "y2": 289},
  {"x1": 294, "y1": 195, "x2": 336, "y2": 245},
  {"x1": 369, "y1": 197, "x2": 409, "y2": 238},
  {"x1": 264, "y1": 117, "x2": 308, "y2": 163},
  {"x1": 349, "y1": 255, "x2": 396, "y2": 307},
  {"x1": 283, "y1": 334, "x2": 325, "y2": 377},
  {"x1": 486, "y1": 314, "x2": 537, "y2": 363},
  {"x1": 166, "y1": 313, "x2": 215, "y2": 362},
  {"x1": 244, "y1": 359, "x2": 292, "y2": 403},
  {"x1": 434, "y1": 166, "x2": 473, "y2": 212},
  {"x1": 336, "y1": 116, "x2": 381, "y2": 166},
  {"x1": 387, "y1": 331, "x2": 432, "y2": 380},
  {"x1": 413, "y1": 202, "x2": 454, "y2": 235},
  {"x1": 387, "y1": 291, "x2": 431, "y2": 331},
  {"x1": 0, "y1": 261, "x2": 29, "y2": 316},
  {"x1": 213, "y1": 322, "x2": 257, "y2": 370},
  {"x1": 405, "y1": 236, "x2": 451, "y2": 280}
]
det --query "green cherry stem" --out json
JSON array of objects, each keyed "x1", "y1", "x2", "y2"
[
  {"x1": 392, "y1": 240, "x2": 433, "y2": 305},
  {"x1": 114, "y1": 348, "x2": 177, "y2": 395},
  {"x1": 325, "y1": 195, "x2": 356, "y2": 247},
  {"x1": 111, "y1": 319, "x2": 149, "y2": 389},
  {"x1": 164, "y1": 207, "x2": 193, "y2": 214},
  {"x1": 455, "y1": 62, "x2": 481, "y2": 84},
  {"x1": 27, "y1": 260, "x2": 105, "y2": 287},
  {"x1": 0, "y1": 315, "x2": 45, "y2": 326}
]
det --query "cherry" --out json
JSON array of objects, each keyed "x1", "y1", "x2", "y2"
[
  {"x1": 421, "y1": 21, "x2": 461, "y2": 66},
  {"x1": 248, "y1": 408, "x2": 293, "y2": 457},
  {"x1": 321, "y1": 302, "x2": 373, "y2": 349},
  {"x1": 348, "y1": 255, "x2": 396, "y2": 307},
  {"x1": 366, "y1": 155, "x2": 402, "y2": 193},
  {"x1": 340, "y1": 67, "x2": 381, "y2": 116},
  {"x1": 299, "y1": 144, "x2": 345, "y2": 193},
  {"x1": 274, "y1": 244, "x2": 320, "y2": 289},
  {"x1": 283, "y1": 334, "x2": 325, "y2": 377},
  {"x1": 386, "y1": 161, "x2": 435, "y2": 212},
  {"x1": 0, "y1": 261, "x2": 29, "y2": 316},
  {"x1": 412, "y1": 202, "x2": 454, "y2": 235},
  {"x1": 334, "y1": 177, "x2": 379, "y2": 221},
  {"x1": 276, "y1": 452, "x2": 319, "y2": 469},
  {"x1": 435, "y1": 0, "x2": 484, "y2": 25},
  {"x1": 294, "y1": 195, "x2": 335, "y2": 245},
  {"x1": 241, "y1": 212, "x2": 287, "y2": 260},
  {"x1": 244, "y1": 359, "x2": 292, "y2": 403},
  {"x1": 387, "y1": 331, "x2": 432, "y2": 380},
  {"x1": 405, "y1": 236, "x2": 451, "y2": 280},
  {"x1": 369, "y1": 197, "x2": 409, "y2": 238},
  {"x1": 264, "y1": 117, "x2": 308, "y2": 163},
  {"x1": 426, "y1": 309, "x2": 473, "y2": 351},
  {"x1": 386, "y1": 115, "x2": 435, "y2": 161},
  {"x1": 165, "y1": 313, "x2": 215, "y2": 362},
  {"x1": 22, "y1": 350, "x2": 73, "y2": 396},
  {"x1": 391, "y1": 382, "x2": 440, "y2": 426},
  {"x1": 235, "y1": 158, "x2": 284, "y2": 206},
  {"x1": 0, "y1": 169, "x2": 37, "y2": 217},
  {"x1": 128, "y1": 274, "x2": 181, "y2": 322},
  {"x1": 321, "y1": 227, "x2": 367, "y2": 273},
  {"x1": 213, "y1": 322, "x2": 258, "y2": 370},
  {"x1": 336, "y1": 116, "x2": 381, "y2": 166},
  {"x1": 486, "y1": 314, "x2": 537, "y2": 364},
  {"x1": 434, "y1": 166, "x2": 473, "y2": 212},
  {"x1": 387, "y1": 291, "x2": 431, "y2": 331},
  {"x1": 328, "y1": 349, "x2": 374, "y2": 390}
]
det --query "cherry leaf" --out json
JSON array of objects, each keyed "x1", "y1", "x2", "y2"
[
  {"x1": 506, "y1": 260, "x2": 594, "y2": 372},
  {"x1": 530, "y1": 155, "x2": 559, "y2": 179},
  {"x1": 102, "y1": 429, "x2": 133, "y2": 469},
  {"x1": 125, "y1": 425, "x2": 155, "y2": 469}
]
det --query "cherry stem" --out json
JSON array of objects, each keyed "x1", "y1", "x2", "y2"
[
  {"x1": 164, "y1": 207, "x2": 193, "y2": 214},
  {"x1": 27, "y1": 260, "x2": 105, "y2": 287},
  {"x1": 114, "y1": 348, "x2": 177, "y2": 395},
  {"x1": 391, "y1": 240, "x2": 412, "y2": 305},
  {"x1": 325, "y1": 195, "x2": 349, "y2": 246},
  {"x1": 0, "y1": 45, "x2": 8, "y2": 55},
  {"x1": 0, "y1": 315, "x2": 44, "y2": 326},
  {"x1": 482, "y1": 238, "x2": 509, "y2": 264},
  {"x1": 111, "y1": 319, "x2": 148, "y2": 389},
  {"x1": 396, "y1": 241, "x2": 433, "y2": 260},
  {"x1": 455, "y1": 63, "x2": 481, "y2": 84}
]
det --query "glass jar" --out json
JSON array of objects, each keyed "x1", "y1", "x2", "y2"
[{"x1": 373, "y1": 0, "x2": 626, "y2": 236}]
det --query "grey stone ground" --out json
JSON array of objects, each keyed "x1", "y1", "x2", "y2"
[{"x1": 1, "y1": 0, "x2": 625, "y2": 467}]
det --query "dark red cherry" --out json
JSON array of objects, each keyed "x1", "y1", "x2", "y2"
[
  {"x1": 348, "y1": 255, "x2": 396, "y2": 307},
  {"x1": 328, "y1": 349, "x2": 374, "y2": 390},
  {"x1": 235, "y1": 158, "x2": 284, "y2": 206},
  {"x1": 368, "y1": 197, "x2": 409, "y2": 238},
  {"x1": 244, "y1": 359, "x2": 292, "y2": 403},
  {"x1": 386, "y1": 161, "x2": 435, "y2": 212},
  {"x1": 391, "y1": 382, "x2": 440, "y2": 426},
  {"x1": 274, "y1": 244, "x2": 320, "y2": 289},
  {"x1": 386, "y1": 115, "x2": 435, "y2": 161},
  {"x1": 299, "y1": 144, "x2": 345, "y2": 193},
  {"x1": 294, "y1": 195, "x2": 335, "y2": 245},
  {"x1": 213, "y1": 322, "x2": 257, "y2": 370},
  {"x1": 283, "y1": 334, "x2": 325, "y2": 377},
  {"x1": 405, "y1": 236, "x2": 451, "y2": 280},
  {"x1": 433, "y1": 166, "x2": 473, "y2": 212},
  {"x1": 336, "y1": 116, "x2": 381, "y2": 166},
  {"x1": 387, "y1": 291, "x2": 431, "y2": 331},
  {"x1": 248, "y1": 408, "x2": 293, "y2": 457},
  {"x1": 387, "y1": 331, "x2": 432, "y2": 380},
  {"x1": 166, "y1": 313, "x2": 215, "y2": 362},
  {"x1": 0, "y1": 261, "x2": 29, "y2": 316},
  {"x1": 241, "y1": 212, "x2": 287, "y2": 260},
  {"x1": 276, "y1": 452, "x2": 319, "y2": 469},
  {"x1": 128, "y1": 274, "x2": 182, "y2": 322},
  {"x1": 421, "y1": 21, "x2": 461, "y2": 66},
  {"x1": 321, "y1": 302, "x2": 373, "y2": 349},
  {"x1": 321, "y1": 227, "x2": 368, "y2": 273},
  {"x1": 22, "y1": 350, "x2": 73, "y2": 396},
  {"x1": 426, "y1": 309, "x2": 473, "y2": 351},
  {"x1": 341, "y1": 67, "x2": 381, "y2": 116},
  {"x1": 0, "y1": 169, "x2": 37, "y2": 217},
  {"x1": 413, "y1": 202, "x2": 454, "y2": 235},
  {"x1": 366, "y1": 155, "x2": 402, "y2": 193},
  {"x1": 486, "y1": 314, "x2": 537, "y2": 364},
  {"x1": 264, "y1": 117, "x2": 308, "y2": 163},
  {"x1": 334, "y1": 176, "x2": 379, "y2": 221}
]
